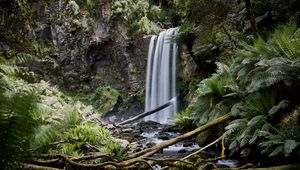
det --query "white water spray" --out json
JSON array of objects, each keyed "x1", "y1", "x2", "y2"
[{"x1": 144, "y1": 28, "x2": 179, "y2": 124}]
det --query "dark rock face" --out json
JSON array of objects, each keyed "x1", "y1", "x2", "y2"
[
  {"x1": 32, "y1": 0, "x2": 149, "y2": 94},
  {"x1": 30, "y1": 0, "x2": 197, "y2": 118}
]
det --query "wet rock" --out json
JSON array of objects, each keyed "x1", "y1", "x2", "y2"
[
  {"x1": 178, "y1": 149, "x2": 187, "y2": 153},
  {"x1": 106, "y1": 124, "x2": 115, "y2": 130},
  {"x1": 146, "y1": 142, "x2": 156, "y2": 148},
  {"x1": 158, "y1": 134, "x2": 169, "y2": 140},
  {"x1": 129, "y1": 142, "x2": 143, "y2": 153},
  {"x1": 183, "y1": 141, "x2": 193, "y2": 147},
  {"x1": 108, "y1": 115, "x2": 117, "y2": 122},
  {"x1": 112, "y1": 137, "x2": 130, "y2": 148},
  {"x1": 122, "y1": 128, "x2": 133, "y2": 133}
]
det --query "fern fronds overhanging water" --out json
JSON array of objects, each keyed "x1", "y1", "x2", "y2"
[{"x1": 184, "y1": 21, "x2": 300, "y2": 161}]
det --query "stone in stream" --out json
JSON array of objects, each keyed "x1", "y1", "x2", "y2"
[
  {"x1": 106, "y1": 124, "x2": 115, "y2": 130},
  {"x1": 158, "y1": 134, "x2": 169, "y2": 140},
  {"x1": 146, "y1": 142, "x2": 156, "y2": 148},
  {"x1": 178, "y1": 149, "x2": 187, "y2": 153},
  {"x1": 121, "y1": 128, "x2": 133, "y2": 133},
  {"x1": 183, "y1": 141, "x2": 193, "y2": 147}
]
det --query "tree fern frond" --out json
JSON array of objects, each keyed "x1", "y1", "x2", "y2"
[
  {"x1": 270, "y1": 145, "x2": 284, "y2": 157},
  {"x1": 284, "y1": 140, "x2": 299, "y2": 157},
  {"x1": 247, "y1": 115, "x2": 266, "y2": 126}
]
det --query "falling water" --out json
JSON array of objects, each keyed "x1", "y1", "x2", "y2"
[{"x1": 144, "y1": 28, "x2": 179, "y2": 124}]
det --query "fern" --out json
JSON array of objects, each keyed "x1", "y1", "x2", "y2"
[
  {"x1": 62, "y1": 106, "x2": 81, "y2": 127},
  {"x1": 225, "y1": 90, "x2": 276, "y2": 156},
  {"x1": 238, "y1": 21, "x2": 300, "y2": 60},
  {"x1": 31, "y1": 125, "x2": 61, "y2": 153},
  {"x1": 175, "y1": 108, "x2": 196, "y2": 131},
  {"x1": 192, "y1": 63, "x2": 240, "y2": 126},
  {"x1": 231, "y1": 22, "x2": 300, "y2": 93},
  {"x1": 259, "y1": 107, "x2": 300, "y2": 158},
  {"x1": 100, "y1": 139, "x2": 127, "y2": 162},
  {"x1": 0, "y1": 73, "x2": 40, "y2": 169}
]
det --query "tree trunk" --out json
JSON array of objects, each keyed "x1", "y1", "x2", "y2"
[{"x1": 244, "y1": 0, "x2": 262, "y2": 38}]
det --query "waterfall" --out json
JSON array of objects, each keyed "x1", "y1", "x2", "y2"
[{"x1": 144, "y1": 28, "x2": 179, "y2": 124}]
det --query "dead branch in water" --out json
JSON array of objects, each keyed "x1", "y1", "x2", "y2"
[{"x1": 128, "y1": 113, "x2": 233, "y2": 158}]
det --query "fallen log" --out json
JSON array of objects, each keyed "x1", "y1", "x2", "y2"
[
  {"x1": 129, "y1": 113, "x2": 233, "y2": 158},
  {"x1": 183, "y1": 135, "x2": 224, "y2": 160},
  {"x1": 23, "y1": 164, "x2": 63, "y2": 170},
  {"x1": 218, "y1": 163, "x2": 300, "y2": 170},
  {"x1": 144, "y1": 157, "x2": 197, "y2": 170},
  {"x1": 28, "y1": 113, "x2": 232, "y2": 169},
  {"x1": 118, "y1": 97, "x2": 176, "y2": 125}
]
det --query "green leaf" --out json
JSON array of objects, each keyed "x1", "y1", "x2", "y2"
[
  {"x1": 270, "y1": 145, "x2": 284, "y2": 157},
  {"x1": 247, "y1": 115, "x2": 265, "y2": 126},
  {"x1": 284, "y1": 140, "x2": 299, "y2": 157},
  {"x1": 268, "y1": 100, "x2": 289, "y2": 116}
]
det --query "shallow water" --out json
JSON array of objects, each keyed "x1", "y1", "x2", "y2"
[{"x1": 140, "y1": 126, "x2": 239, "y2": 168}]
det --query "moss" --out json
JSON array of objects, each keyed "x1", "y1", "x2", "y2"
[
  {"x1": 90, "y1": 86, "x2": 120, "y2": 114},
  {"x1": 158, "y1": 134, "x2": 169, "y2": 140}
]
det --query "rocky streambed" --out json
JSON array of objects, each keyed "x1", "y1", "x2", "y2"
[{"x1": 105, "y1": 120, "x2": 240, "y2": 169}]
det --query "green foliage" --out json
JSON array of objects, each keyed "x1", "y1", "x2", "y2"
[
  {"x1": 32, "y1": 108, "x2": 122, "y2": 158},
  {"x1": 62, "y1": 106, "x2": 81, "y2": 127},
  {"x1": 30, "y1": 84, "x2": 123, "y2": 159},
  {"x1": 238, "y1": 22, "x2": 300, "y2": 60},
  {"x1": 64, "y1": 123, "x2": 110, "y2": 144},
  {"x1": 225, "y1": 90, "x2": 277, "y2": 156},
  {"x1": 186, "y1": 22, "x2": 300, "y2": 160},
  {"x1": 232, "y1": 22, "x2": 300, "y2": 93},
  {"x1": 259, "y1": 107, "x2": 300, "y2": 158},
  {"x1": 192, "y1": 62, "x2": 239, "y2": 126},
  {"x1": 111, "y1": 0, "x2": 161, "y2": 35},
  {"x1": 90, "y1": 86, "x2": 120, "y2": 114},
  {"x1": 0, "y1": 73, "x2": 40, "y2": 169},
  {"x1": 31, "y1": 125, "x2": 60, "y2": 153},
  {"x1": 175, "y1": 108, "x2": 195, "y2": 131},
  {"x1": 100, "y1": 139, "x2": 127, "y2": 162},
  {"x1": 72, "y1": 0, "x2": 100, "y2": 16}
]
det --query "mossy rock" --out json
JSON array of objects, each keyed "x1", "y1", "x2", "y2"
[
  {"x1": 195, "y1": 130, "x2": 212, "y2": 146},
  {"x1": 146, "y1": 142, "x2": 156, "y2": 148},
  {"x1": 158, "y1": 134, "x2": 169, "y2": 140},
  {"x1": 91, "y1": 86, "x2": 120, "y2": 115}
]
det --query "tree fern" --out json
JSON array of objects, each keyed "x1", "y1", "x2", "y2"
[
  {"x1": 238, "y1": 21, "x2": 300, "y2": 60},
  {"x1": 259, "y1": 107, "x2": 300, "y2": 158},
  {"x1": 192, "y1": 63, "x2": 240, "y2": 126},
  {"x1": 246, "y1": 57, "x2": 300, "y2": 93},
  {"x1": 231, "y1": 21, "x2": 300, "y2": 93},
  {"x1": 225, "y1": 90, "x2": 277, "y2": 156}
]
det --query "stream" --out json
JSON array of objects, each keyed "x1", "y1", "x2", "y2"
[{"x1": 110, "y1": 120, "x2": 240, "y2": 169}]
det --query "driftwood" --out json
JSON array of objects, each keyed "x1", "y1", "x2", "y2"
[
  {"x1": 129, "y1": 113, "x2": 233, "y2": 158},
  {"x1": 118, "y1": 98, "x2": 175, "y2": 125}
]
